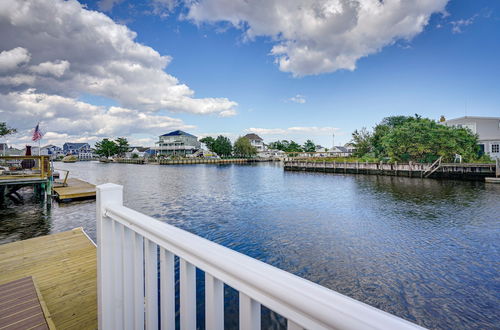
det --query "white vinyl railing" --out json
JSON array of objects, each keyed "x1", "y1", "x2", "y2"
[{"x1": 96, "y1": 183, "x2": 424, "y2": 330}]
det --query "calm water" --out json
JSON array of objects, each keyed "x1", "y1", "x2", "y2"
[{"x1": 1, "y1": 162, "x2": 499, "y2": 329}]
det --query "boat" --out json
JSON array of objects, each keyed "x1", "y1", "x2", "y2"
[
  {"x1": 99, "y1": 157, "x2": 112, "y2": 163},
  {"x1": 62, "y1": 155, "x2": 78, "y2": 163}
]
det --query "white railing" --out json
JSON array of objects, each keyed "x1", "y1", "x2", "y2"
[{"x1": 97, "y1": 183, "x2": 424, "y2": 330}]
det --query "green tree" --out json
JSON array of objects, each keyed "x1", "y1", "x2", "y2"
[
  {"x1": 95, "y1": 138, "x2": 118, "y2": 158},
  {"x1": 351, "y1": 127, "x2": 373, "y2": 157},
  {"x1": 115, "y1": 137, "x2": 129, "y2": 157},
  {"x1": 268, "y1": 140, "x2": 288, "y2": 151},
  {"x1": 286, "y1": 141, "x2": 303, "y2": 152},
  {"x1": 212, "y1": 135, "x2": 232, "y2": 157},
  {"x1": 0, "y1": 122, "x2": 16, "y2": 137},
  {"x1": 303, "y1": 140, "x2": 316, "y2": 152},
  {"x1": 200, "y1": 136, "x2": 216, "y2": 151},
  {"x1": 233, "y1": 137, "x2": 257, "y2": 157},
  {"x1": 381, "y1": 118, "x2": 479, "y2": 162}
]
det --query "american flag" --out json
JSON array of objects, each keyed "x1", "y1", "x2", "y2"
[{"x1": 32, "y1": 123, "x2": 43, "y2": 142}]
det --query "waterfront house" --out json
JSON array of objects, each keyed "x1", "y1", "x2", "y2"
[
  {"x1": 63, "y1": 142, "x2": 93, "y2": 160},
  {"x1": 243, "y1": 133, "x2": 266, "y2": 152},
  {"x1": 442, "y1": 116, "x2": 500, "y2": 159},
  {"x1": 154, "y1": 130, "x2": 201, "y2": 157},
  {"x1": 125, "y1": 147, "x2": 150, "y2": 158},
  {"x1": 329, "y1": 146, "x2": 351, "y2": 157}
]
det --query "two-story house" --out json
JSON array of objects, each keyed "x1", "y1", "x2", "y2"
[
  {"x1": 63, "y1": 142, "x2": 93, "y2": 160},
  {"x1": 154, "y1": 130, "x2": 201, "y2": 157},
  {"x1": 243, "y1": 133, "x2": 266, "y2": 152},
  {"x1": 442, "y1": 116, "x2": 500, "y2": 159}
]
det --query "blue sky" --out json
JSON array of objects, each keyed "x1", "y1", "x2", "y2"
[{"x1": 1, "y1": 0, "x2": 499, "y2": 148}]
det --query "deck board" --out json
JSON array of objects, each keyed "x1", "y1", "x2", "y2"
[
  {"x1": 0, "y1": 228, "x2": 97, "y2": 329},
  {"x1": 53, "y1": 178, "x2": 96, "y2": 200}
]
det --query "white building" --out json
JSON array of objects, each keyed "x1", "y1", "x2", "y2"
[
  {"x1": 154, "y1": 130, "x2": 201, "y2": 157},
  {"x1": 125, "y1": 147, "x2": 150, "y2": 158},
  {"x1": 442, "y1": 116, "x2": 500, "y2": 159},
  {"x1": 243, "y1": 133, "x2": 265, "y2": 152}
]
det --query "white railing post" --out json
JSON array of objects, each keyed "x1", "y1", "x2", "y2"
[
  {"x1": 205, "y1": 274, "x2": 224, "y2": 330},
  {"x1": 145, "y1": 239, "x2": 159, "y2": 329},
  {"x1": 239, "y1": 292, "x2": 260, "y2": 330},
  {"x1": 180, "y1": 259, "x2": 197, "y2": 330},
  {"x1": 97, "y1": 183, "x2": 123, "y2": 330},
  {"x1": 160, "y1": 249, "x2": 175, "y2": 329}
]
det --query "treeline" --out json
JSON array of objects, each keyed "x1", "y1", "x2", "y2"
[
  {"x1": 268, "y1": 140, "x2": 316, "y2": 152},
  {"x1": 200, "y1": 136, "x2": 258, "y2": 157},
  {"x1": 94, "y1": 137, "x2": 129, "y2": 157},
  {"x1": 351, "y1": 115, "x2": 484, "y2": 163}
]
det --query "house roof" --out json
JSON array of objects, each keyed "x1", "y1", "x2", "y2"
[
  {"x1": 444, "y1": 116, "x2": 500, "y2": 122},
  {"x1": 64, "y1": 142, "x2": 89, "y2": 149},
  {"x1": 243, "y1": 133, "x2": 263, "y2": 141},
  {"x1": 129, "y1": 147, "x2": 149, "y2": 152},
  {"x1": 161, "y1": 130, "x2": 197, "y2": 138}
]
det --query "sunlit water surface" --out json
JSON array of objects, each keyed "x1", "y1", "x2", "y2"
[{"x1": 0, "y1": 162, "x2": 499, "y2": 329}]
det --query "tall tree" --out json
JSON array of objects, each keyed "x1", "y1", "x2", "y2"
[
  {"x1": 303, "y1": 140, "x2": 316, "y2": 152},
  {"x1": 200, "y1": 136, "x2": 216, "y2": 151},
  {"x1": 212, "y1": 135, "x2": 232, "y2": 157},
  {"x1": 286, "y1": 141, "x2": 303, "y2": 152},
  {"x1": 95, "y1": 138, "x2": 118, "y2": 158},
  {"x1": 0, "y1": 122, "x2": 16, "y2": 137},
  {"x1": 233, "y1": 137, "x2": 257, "y2": 157},
  {"x1": 115, "y1": 137, "x2": 129, "y2": 157},
  {"x1": 351, "y1": 127, "x2": 373, "y2": 157}
]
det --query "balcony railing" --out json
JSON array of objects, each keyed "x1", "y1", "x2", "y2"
[{"x1": 97, "y1": 183, "x2": 423, "y2": 330}]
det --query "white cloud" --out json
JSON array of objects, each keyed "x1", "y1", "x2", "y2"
[
  {"x1": 185, "y1": 0, "x2": 449, "y2": 76},
  {"x1": 0, "y1": 0, "x2": 237, "y2": 116},
  {"x1": 450, "y1": 14, "x2": 477, "y2": 34},
  {"x1": 0, "y1": 47, "x2": 31, "y2": 72},
  {"x1": 0, "y1": 89, "x2": 194, "y2": 147},
  {"x1": 29, "y1": 60, "x2": 70, "y2": 77},
  {"x1": 289, "y1": 94, "x2": 306, "y2": 104}
]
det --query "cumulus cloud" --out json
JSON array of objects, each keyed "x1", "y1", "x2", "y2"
[
  {"x1": 289, "y1": 94, "x2": 306, "y2": 104},
  {"x1": 0, "y1": 0, "x2": 237, "y2": 116},
  {"x1": 0, "y1": 89, "x2": 194, "y2": 147},
  {"x1": 185, "y1": 0, "x2": 449, "y2": 76},
  {"x1": 0, "y1": 47, "x2": 31, "y2": 72}
]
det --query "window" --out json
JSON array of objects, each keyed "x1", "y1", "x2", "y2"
[{"x1": 492, "y1": 144, "x2": 499, "y2": 153}]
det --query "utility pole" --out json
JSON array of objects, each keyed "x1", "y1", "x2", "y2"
[{"x1": 332, "y1": 132, "x2": 335, "y2": 149}]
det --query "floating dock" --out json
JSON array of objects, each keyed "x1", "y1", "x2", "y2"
[
  {"x1": 53, "y1": 178, "x2": 96, "y2": 200},
  {"x1": 0, "y1": 228, "x2": 97, "y2": 329}
]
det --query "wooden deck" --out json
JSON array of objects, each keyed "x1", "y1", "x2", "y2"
[
  {"x1": 0, "y1": 276, "x2": 55, "y2": 329},
  {"x1": 0, "y1": 228, "x2": 97, "y2": 329},
  {"x1": 53, "y1": 178, "x2": 96, "y2": 200}
]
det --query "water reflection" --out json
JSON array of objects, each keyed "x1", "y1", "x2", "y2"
[{"x1": 0, "y1": 162, "x2": 498, "y2": 329}]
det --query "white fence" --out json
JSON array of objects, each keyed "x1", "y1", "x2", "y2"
[{"x1": 97, "y1": 183, "x2": 423, "y2": 330}]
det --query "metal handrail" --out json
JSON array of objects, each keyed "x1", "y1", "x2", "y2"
[{"x1": 97, "y1": 183, "x2": 423, "y2": 330}]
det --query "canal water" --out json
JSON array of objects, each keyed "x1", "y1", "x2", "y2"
[{"x1": 0, "y1": 162, "x2": 499, "y2": 329}]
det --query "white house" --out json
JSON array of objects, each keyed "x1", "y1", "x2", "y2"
[
  {"x1": 125, "y1": 147, "x2": 149, "y2": 158},
  {"x1": 442, "y1": 116, "x2": 500, "y2": 159},
  {"x1": 243, "y1": 133, "x2": 266, "y2": 152},
  {"x1": 154, "y1": 130, "x2": 201, "y2": 157}
]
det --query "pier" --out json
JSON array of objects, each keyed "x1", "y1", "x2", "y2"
[
  {"x1": 158, "y1": 158, "x2": 268, "y2": 165},
  {"x1": 284, "y1": 160, "x2": 497, "y2": 181},
  {"x1": 0, "y1": 156, "x2": 52, "y2": 204},
  {"x1": 0, "y1": 228, "x2": 97, "y2": 329},
  {"x1": 53, "y1": 178, "x2": 96, "y2": 201}
]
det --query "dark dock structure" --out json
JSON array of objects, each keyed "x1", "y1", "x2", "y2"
[{"x1": 284, "y1": 160, "x2": 497, "y2": 181}]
